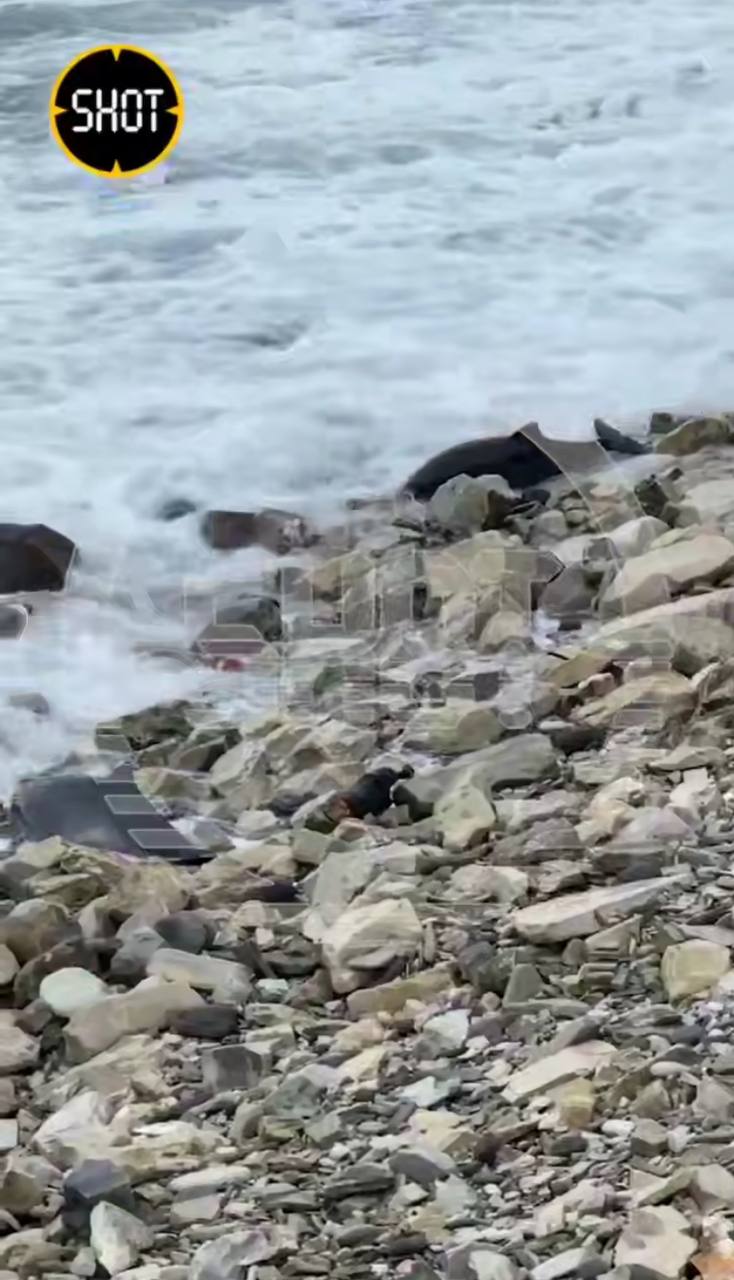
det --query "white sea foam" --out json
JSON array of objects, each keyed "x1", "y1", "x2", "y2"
[{"x1": 0, "y1": 0, "x2": 732, "y2": 794}]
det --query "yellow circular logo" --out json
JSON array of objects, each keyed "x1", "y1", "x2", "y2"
[{"x1": 50, "y1": 45, "x2": 184, "y2": 179}]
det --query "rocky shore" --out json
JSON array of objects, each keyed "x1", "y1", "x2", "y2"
[{"x1": 4, "y1": 416, "x2": 734, "y2": 1278}]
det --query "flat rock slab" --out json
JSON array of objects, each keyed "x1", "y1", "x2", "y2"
[
  {"x1": 502, "y1": 1041, "x2": 617, "y2": 1103},
  {"x1": 512, "y1": 877, "x2": 682, "y2": 943}
]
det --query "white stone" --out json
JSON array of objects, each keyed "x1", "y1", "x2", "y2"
[
  {"x1": 90, "y1": 1202, "x2": 152, "y2": 1275},
  {"x1": 39, "y1": 968, "x2": 109, "y2": 1018},
  {"x1": 322, "y1": 898, "x2": 422, "y2": 994}
]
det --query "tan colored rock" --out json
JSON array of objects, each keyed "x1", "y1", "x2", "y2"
[
  {"x1": 553, "y1": 1078, "x2": 596, "y2": 1129},
  {"x1": 600, "y1": 533, "x2": 734, "y2": 617},
  {"x1": 105, "y1": 860, "x2": 191, "y2": 917},
  {"x1": 308, "y1": 549, "x2": 374, "y2": 599},
  {"x1": 64, "y1": 978, "x2": 204, "y2": 1063},
  {"x1": 322, "y1": 898, "x2": 422, "y2": 994},
  {"x1": 0, "y1": 1017, "x2": 38, "y2": 1075},
  {"x1": 661, "y1": 940, "x2": 731, "y2": 1000},
  {"x1": 656, "y1": 415, "x2": 734, "y2": 456},
  {"x1": 572, "y1": 671, "x2": 693, "y2": 730},
  {"x1": 147, "y1": 950, "x2": 251, "y2": 999},
  {"x1": 615, "y1": 1205, "x2": 696, "y2": 1278},
  {"x1": 477, "y1": 610, "x2": 532, "y2": 653},
  {"x1": 403, "y1": 701, "x2": 501, "y2": 755},
  {"x1": 434, "y1": 780, "x2": 497, "y2": 852},
  {"x1": 677, "y1": 477, "x2": 734, "y2": 526},
  {"x1": 0, "y1": 899, "x2": 70, "y2": 963},
  {"x1": 502, "y1": 1042, "x2": 616, "y2": 1103},
  {"x1": 588, "y1": 515, "x2": 668, "y2": 561},
  {"x1": 346, "y1": 966, "x2": 453, "y2": 1017},
  {"x1": 512, "y1": 877, "x2": 680, "y2": 943}
]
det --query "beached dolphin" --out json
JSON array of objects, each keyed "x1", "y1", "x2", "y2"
[{"x1": 402, "y1": 419, "x2": 648, "y2": 501}]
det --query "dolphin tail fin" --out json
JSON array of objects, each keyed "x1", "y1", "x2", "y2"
[{"x1": 593, "y1": 418, "x2": 649, "y2": 456}]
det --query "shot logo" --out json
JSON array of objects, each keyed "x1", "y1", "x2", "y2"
[{"x1": 50, "y1": 45, "x2": 184, "y2": 179}]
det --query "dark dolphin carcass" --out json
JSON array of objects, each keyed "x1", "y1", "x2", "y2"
[{"x1": 402, "y1": 419, "x2": 648, "y2": 501}]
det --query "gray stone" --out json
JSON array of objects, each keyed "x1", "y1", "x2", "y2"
[{"x1": 89, "y1": 1202, "x2": 152, "y2": 1275}]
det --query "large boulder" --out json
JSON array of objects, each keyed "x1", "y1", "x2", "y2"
[
  {"x1": 598, "y1": 534, "x2": 734, "y2": 617},
  {"x1": 0, "y1": 523, "x2": 76, "y2": 592}
]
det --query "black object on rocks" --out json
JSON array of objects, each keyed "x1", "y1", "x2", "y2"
[
  {"x1": 155, "y1": 911, "x2": 212, "y2": 954},
  {"x1": 171, "y1": 1004, "x2": 239, "y2": 1040},
  {"x1": 402, "y1": 420, "x2": 648, "y2": 500},
  {"x1": 337, "y1": 765, "x2": 415, "y2": 821},
  {"x1": 0, "y1": 523, "x2": 77, "y2": 592},
  {"x1": 12, "y1": 767, "x2": 211, "y2": 864},
  {"x1": 63, "y1": 1158, "x2": 137, "y2": 1231}
]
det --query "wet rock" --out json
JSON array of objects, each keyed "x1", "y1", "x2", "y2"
[
  {"x1": 154, "y1": 911, "x2": 211, "y2": 954},
  {"x1": 661, "y1": 940, "x2": 731, "y2": 1000},
  {"x1": 0, "y1": 523, "x2": 76, "y2": 592},
  {"x1": 156, "y1": 496, "x2": 198, "y2": 520},
  {"x1": 201, "y1": 507, "x2": 316, "y2": 554}
]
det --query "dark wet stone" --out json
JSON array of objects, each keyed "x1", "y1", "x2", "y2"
[
  {"x1": 156, "y1": 497, "x2": 198, "y2": 521},
  {"x1": 154, "y1": 911, "x2": 211, "y2": 954},
  {"x1": 322, "y1": 1163, "x2": 395, "y2": 1201},
  {"x1": 63, "y1": 1158, "x2": 136, "y2": 1231},
  {"x1": 0, "y1": 523, "x2": 76, "y2": 593},
  {"x1": 202, "y1": 1044, "x2": 264, "y2": 1092},
  {"x1": 456, "y1": 941, "x2": 508, "y2": 996},
  {"x1": 201, "y1": 508, "x2": 317, "y2": 554},
  {"x1": 171, "y1": 1004, "x2": 239, "y2": 1040}
]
